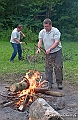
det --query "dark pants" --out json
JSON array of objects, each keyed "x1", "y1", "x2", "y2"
[
  {"x1": 10, "y1": 43, "x2": 22, "y2": 61},
  {"x1": 45, "y1": 49, "x2": 63, "y2": 86}
]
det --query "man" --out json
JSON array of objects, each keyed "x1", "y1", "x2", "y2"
[
  {"x1": 10, "y1": 25, "x2": 25, "y2": 62},
  {"x1": 36, "y1": 18, "x2": 63, "y2": 90}
]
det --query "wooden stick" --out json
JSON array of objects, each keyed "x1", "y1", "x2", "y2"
[
  {"x1": 38, "y1": 80, "x2": 48, "y2": 87},
  {"x1": 34, "y1": 44, "x2": 46, "y2": 54},
  {"x1": 2, "y1": 98, "x2": 20, "y2": 107},
  {"x1": 34, "y1": 88, "x2": 64, "y2": 97},
  {"x1": 18, "y1": 95, "x2": 30, "y2": 112},
  {"x1": 34, "y1": 87, "x2": 49, "y2": 93},
  {"x1": 43, "y1": 91, "x2": 65, "y2": 97}
]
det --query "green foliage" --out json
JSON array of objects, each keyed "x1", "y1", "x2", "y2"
[
  {"x1": 0, "y1": 27, "x2": 38, "y2": 42},
  {"x1": 0, "y1": 0, "x2": 78, "y2": 41},
  {"x1": 23, "y1": 27, "x2": 38, "y2": 42},
  {"x1": 0, "y1": 28, "x2": 12, "y2": 41},
  {"x1": 61, "y1": 27, "x2": 78, "y2": 42}
]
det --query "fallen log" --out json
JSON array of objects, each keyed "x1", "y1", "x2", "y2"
[
  {"x1": 29, "y1": 98, "x2": 64, "y2": 120},
  {"x1": 34, "y1": 88, "x2": 64, "y2": 97},
  {"x1": 10, "y1": 77, "x2": 30, "y2": 92},
  {"x1": 43, "y1": 91, "x2": 65, "y2": 97}
]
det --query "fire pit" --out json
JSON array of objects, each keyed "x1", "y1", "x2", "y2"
[{"x1": 0, "y1": 70, "x2": 64, "y2": 112}]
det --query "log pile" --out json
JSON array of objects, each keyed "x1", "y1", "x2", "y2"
[{"x1": 0, "y1": 70, "x2": 65, "y2": 112}]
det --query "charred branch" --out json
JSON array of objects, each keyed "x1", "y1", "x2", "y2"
[{"x1": 18, "y1": 95, "x2": 30, "y2": 112}]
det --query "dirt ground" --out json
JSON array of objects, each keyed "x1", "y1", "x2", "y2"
[{"x1": 0, "y1": 73, "x2": 78, "y2": 120}]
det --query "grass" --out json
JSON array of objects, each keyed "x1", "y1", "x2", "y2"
[
  {"x1": 0, "y1": 40, "x2": 78, "y2": 83},
  {"x1": 0, "y1": 40, "x2": 45, "y2": 75},
  {"x1": 62, "y1": 41, "x2": 78, "y2": 82}
]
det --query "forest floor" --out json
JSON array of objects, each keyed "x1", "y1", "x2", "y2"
[{"x1": 0, "y1": 73, "x2": 78, "y2": 120}]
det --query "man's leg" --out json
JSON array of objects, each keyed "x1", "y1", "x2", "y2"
[
  {"x1": 17, "y1": 44, "x2": 22, "y2": 60},
  {"x1": 10, "y1": 43, "x2": 18, "y2": 61},
  {"x1": 54, "y1": 49, "x2": 63, "y2": 89},
  {"x1": 45, "y1": 54, "x2": 53, "y2": 88}
]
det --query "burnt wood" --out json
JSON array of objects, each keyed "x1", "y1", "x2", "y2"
[{"x1": 10, "y1": 77, "x2": 30, "y2": 92}]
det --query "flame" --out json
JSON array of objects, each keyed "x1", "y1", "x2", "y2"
[{"x1": 16, "y1": 70, "x2": 40, "y2": 106}]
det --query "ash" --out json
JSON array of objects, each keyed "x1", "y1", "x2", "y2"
[
  {"x1": 0, "y1": 80, "x2": 78, "y2": 120},
  {"x1": 0, "y1": 107, "x2": 29, "y2": 120}
]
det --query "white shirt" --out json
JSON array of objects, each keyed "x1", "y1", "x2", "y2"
[
  {"x1": 38, "y1": 27, "x2": 62, "y2": 53},
  {"x1": 10, "y1": 28, "x2": 20, "y2": 44}
]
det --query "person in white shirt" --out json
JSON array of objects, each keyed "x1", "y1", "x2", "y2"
[
  {"x1": 36, "y1": 18, "x2": 63, "y2": 90},
  {"x1": 10, "y1": 25, "x2": 25, "y2": 62}
]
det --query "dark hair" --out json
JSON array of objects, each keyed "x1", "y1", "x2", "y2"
[
  {"x1": 43, "y1": 18, "x2": 52, "y2": 25},
  {"x1": 17, "y1": 25, "x2": 23, "y2": 28}
]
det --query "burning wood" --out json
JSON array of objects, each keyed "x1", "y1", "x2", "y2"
[
  {"x1": 18, "y1": 95, "x2": 30, "y2": 112},
  {"x1": 10, "y1": 77, "x2": 30, "y2": 92},
  {"x1": 0, "y1": 70, "x2": 64, "y2": 112}
]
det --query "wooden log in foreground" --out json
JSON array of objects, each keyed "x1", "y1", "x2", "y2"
[
  {"x1": 10, "y1": 78, "x2": 30, "y2": 92},
  {"x1": 43, "y1": 91, "x2": 65, "y2": 97},
  {"x1": 34, "y1": 88, "x2": 64, "y2": 97},
  {"x1": 29, "y1": 98, "x2": 64, "y2": 120}
]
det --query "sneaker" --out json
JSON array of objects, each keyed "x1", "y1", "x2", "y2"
[
  {"x1": 19, "y1": 57, "x2": 24, "y2": 61},
  {"x1": 10, "y1": 60, "x2": 14, "y2": 62},
  {"x1": 58, "y1": 84, "x2": 63, "y2": 90}
]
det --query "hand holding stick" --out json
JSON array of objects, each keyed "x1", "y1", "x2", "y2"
[{"x1": 34, "y1": 44, "x2": 46, "y2": 54}]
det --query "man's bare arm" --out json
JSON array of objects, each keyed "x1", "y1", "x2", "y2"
[
  {"x1": 20, "y1": 31, "x2": 26, "y2": 37},
  {"x1": 49, "y1": 40, "x2": 59, "y2": 51},
  {"x1": 36, "y1": 40, "x2": 42, "y2": 54},
  {"x1": 14, "y1": 38, "x2": 22, "y2": 44}
]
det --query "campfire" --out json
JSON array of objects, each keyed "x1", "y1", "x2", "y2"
[{"x1": 1, "y1": 70, "x2": 64, "y2": 112}]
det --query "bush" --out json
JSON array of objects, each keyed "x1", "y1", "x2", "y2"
[
  {"x1": 0, "y1": 27, "x2": 38, "y2": 42},
  {"x1": 23, "y1": 27, "x2": 38, "y2": 43}
]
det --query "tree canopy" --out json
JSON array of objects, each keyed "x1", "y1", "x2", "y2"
[{"x1": 0, "y1": 0, "x2": 78, "y2": 41}]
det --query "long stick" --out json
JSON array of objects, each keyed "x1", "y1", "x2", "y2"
[
  {"x1": 2, "y1": 98, "x2": 20, "y2": 107},
  {"x1": 34, "y1": 44, "x2": 46, "y2": 54},
  {"x1": 34, "y1": 44, "x2": 61, "y2": 70}
]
